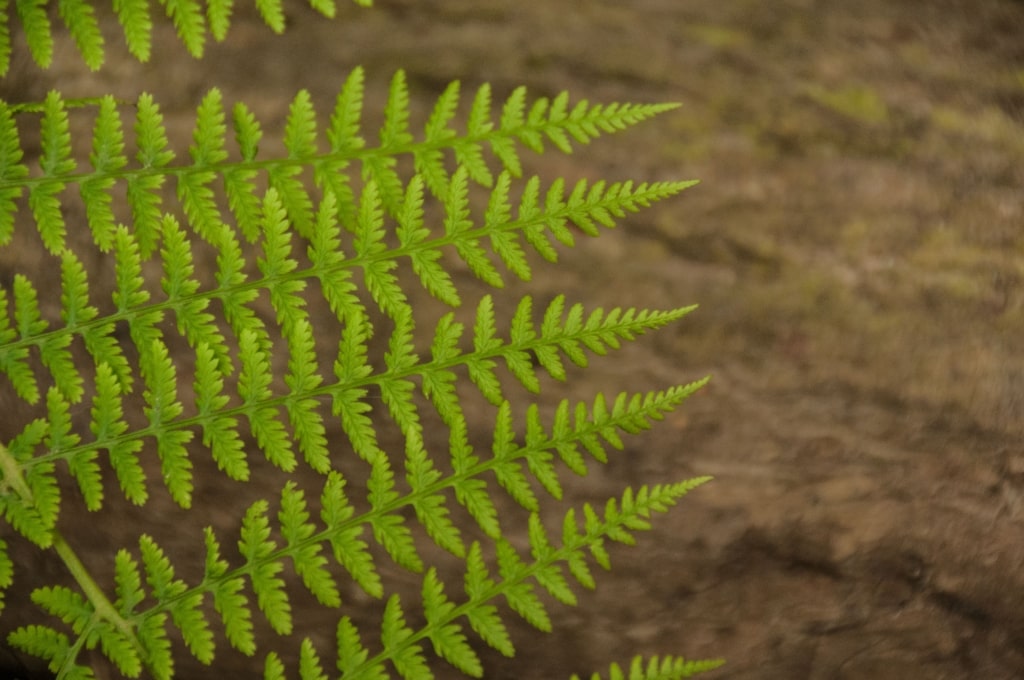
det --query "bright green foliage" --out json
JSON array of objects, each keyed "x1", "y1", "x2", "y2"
[
  {"x1": 0, "y1": 35, "x2": 721, "y2": 680},
  {"x1": 0, "y1": 0, "x2": 373, "y2": 74},
  {"x1": 574, "y1": 655, "x2": 728, "y2": 680}
]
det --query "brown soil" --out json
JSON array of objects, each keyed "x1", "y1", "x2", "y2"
[{"x1": 3, "y1": 0, "x2": 1024, "y2": 679}]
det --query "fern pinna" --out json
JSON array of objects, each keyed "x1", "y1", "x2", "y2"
[{"x1": 0, "y1": 67, "x2": 721, "y2": 679}]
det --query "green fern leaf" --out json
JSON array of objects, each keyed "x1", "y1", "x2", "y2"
[
  {"x1": 57, "y1": 250, "x2": 93, "y2": 327},
  {"x1": 238, "y1": 329, "x2": 297, "y2": 472},
  {"x1": 363, "y1": 71, "x2": 410, "y2": 213},
  {"x1": 82, "y1": 318, "x2": 133, "y2": 394},
  {"x1": 367, "y1": 457, "x2": 423, "y2": 573},
  {"x1": 525, "y1": 404, "x2": 562, "y2": 499},
  {"x1": 204, "y1": 527, "x2": 256, "y2": 656},
  {"x1": 455, "y1": 83, "x2": 494, "y2": 187},
  {"x1": 140, "y1": 339, "x2": 194, "y2": 508},
  {"x1": 446, "y1": 167, "x2": 503, "y2": 288},
  {"x1": 81, "y1": 96, "x2": 126, "y2": 250},
  {"x1": 355, "y1": 181, "x2": 410, "y2": 321},
  {"x1": 66, "y1": 439, "x2": 102, "y2": 512},
  {"x1": 404, "y1": 430, "x2": 464, "y2": 558},
  {"x1": 16, "y1": 0, "x2": 53, "y2": 67},
  {"x1": 140, "y1": 533, "x2": 186, "y2": 599},
  {"x1": 31, "y1": 92, "x2": 74, "y2": 253},
  {"x1": 448, "y1": 414, "x2": 501, "y2": 539},
  {"x1": 31, "y1": 585, "x2": 92, "y2": 636},
  {"x1": 379, "y1": 312, "x2": 422, "y2": 438},
  {"x1": 137, "y1": 612, "x2": 173, "y2": 680},
  {"x1": 279, "y1": 482, "x2": 341, "y2": 607},
  {"x1": 495, "y1": 539, "x2": 551, "y2": 632},
  {"x1": 175, "y1": 590, "x2": 214, "y2": 662},
  {"x1": 114, "y1": 0, "x2": 153, "y2": 60},
  {"x1": 226, "y1": 101, "x2": 264, "y2": 241},
  {"x1": 113, "y1": 549, "x2": 145, "y2": 615},
  {"x1": 308, "y1": 189, "x2": 360, "y2": 319},
  {"x1": 239, "y1": 500, "x2": 292, "y2": 635},
  {"x1": 504, "y1": 295, "x2": 540, "y2": 392},
  {"x1": 336, "y1": 616, "x2": 388, "y2": 679},
  {"x1": 268, "y1": 90, "x2": 317, "y2": 238},
  {"x1": 57, "y1": 0, "x2": 104, "y2": 69},
  {"x1": 92, "y1": 362, "x2": 147, "y2": 505},
  {"x1": 138, "y1": 534, "x2": 215, "y2": 664},
  {"x1": 320, "y1": 472, "x2": 383, "y2": 599},
  {"x1": 491, "y1": 401, "x2": 538, "y2": 513},
  {"x1": 466, "y1": 295, "x2": 503, "y2": 405},
  {"x1": 95, "y1": 619, "x2": 143, "y2": 677},
  {"x1": 161, "y1": 215, "x2": 232, "y2": 373},
  {"x1": 0, "y1": 288, "x2": 38, "y2": 403},
  {"x1": 194, "y1": 342, "x2": 249, "y2": 481},
  {"x1": 284, "y1": 318, "x2": 329, "y2": 473},
  {"x1": 332, "y1": 308, "x2": 384, "y2": 464},
  {"x1": 422, "y1": 568, "x2": 482, "y2": 677},
  {"x1": 322, "y1": 67, "x2": 365, "y2": 223},
  {"x1": 255, "y1": 0, "x2": 285, "y2": 33},
  {"x1": 577, "y1": 655, "x2": 726, "y2": 680},
  {"x1": 130, "y1": 93, "x2": 175, "y2": 256},
  {"x1": 381, "y1": 595, "x2": 432, "y2": 680},
  {"x1": 462, "y1": 541, "x2": 514, "y2": 657},
  {"x1": 8, "y1": 625, "x2": 72, "y2": 674},
  {"x1": 0, "y1": 102, "x2": 27, "y2": 245},
  {"x1": 1, "y1": 417, "x2": 56, "y2": 547},
  {"x1": 552, "y1": 400, "x2": 588, "y2": 476},
  {"x1": 421, "y1": 312, "x2": 462, "y2": 422},
  {"x1": 396, "y1": 175, "x2": 460, "y2": 306},
  {"x1": 486, "y1": 173, "x2": 531, "y2": 281},
  {"x1": 0, "y1": 3, "x2": 10, "y2": 76},
  {"x1": 0, "y1": 537, "x2": 12, "y2": 615},
  {"x1": 308, "y1": 0, "x2": 337, "y2": 18},
  {"x1": 264, "y1": 651, "x2": 285, "y2": 680},
  {"x1": 417, "y1": 79, "x2": 459, "y2": 196},
  {"x1": 258, "y1": 188, "x2": 309, "y2": 335},
  {"x1": 380, "y1": 69, "x2": 414, "y2": 149},
  {"x1": 561, "y1": 509, "x2": 595, "y2": 589},
  {"x1": 178, "y1": 88, "x2": 229, "y2": 239},
  {"x1": 160, "y1": 0, "x2": 206, "y2": 57},
  {"x1": 298, "y1": 638, "x2": 328, "y2": 680},
  {"x1": 493, "y1": 86, "x2": 526, "y2": 175},
  {"x1": 527, "y1": 513, "x2": 576, "y2": 606},
  {"x1": 205, "y1": 0, "x2": 231, "y2": 41},
  {"x1": 216, "y1": 223, "x2": 269, "y2": 352}
]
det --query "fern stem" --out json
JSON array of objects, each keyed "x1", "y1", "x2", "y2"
[
  {"x1": 50, "y1": 530, "x2": 143, "y2": 662},
  {"x1": 0, "y1": 441, "x2": 32, "y2": 500}
]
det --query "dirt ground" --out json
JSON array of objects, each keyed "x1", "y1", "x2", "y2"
[{"x1": 3, "y1": 0, "x2": 1024, "y2": 678}]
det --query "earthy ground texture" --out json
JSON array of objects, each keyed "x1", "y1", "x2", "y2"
[{"x1": 3, "y1": 0, "x2": 1024, "y2": 678}]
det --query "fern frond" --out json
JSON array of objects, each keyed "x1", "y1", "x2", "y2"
[
  {"x1": 573, "y1": 655, "x2": 726, "y2": 680},
  {"x1": 0, "y1": 70, "x2": 711, "y2": 678},
  {"x1": 3, "y1": 0, "x2": 371, "y2": 72},
  {"x1": 270, "y1": 479, "x2": 710, "y2": 679}
]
